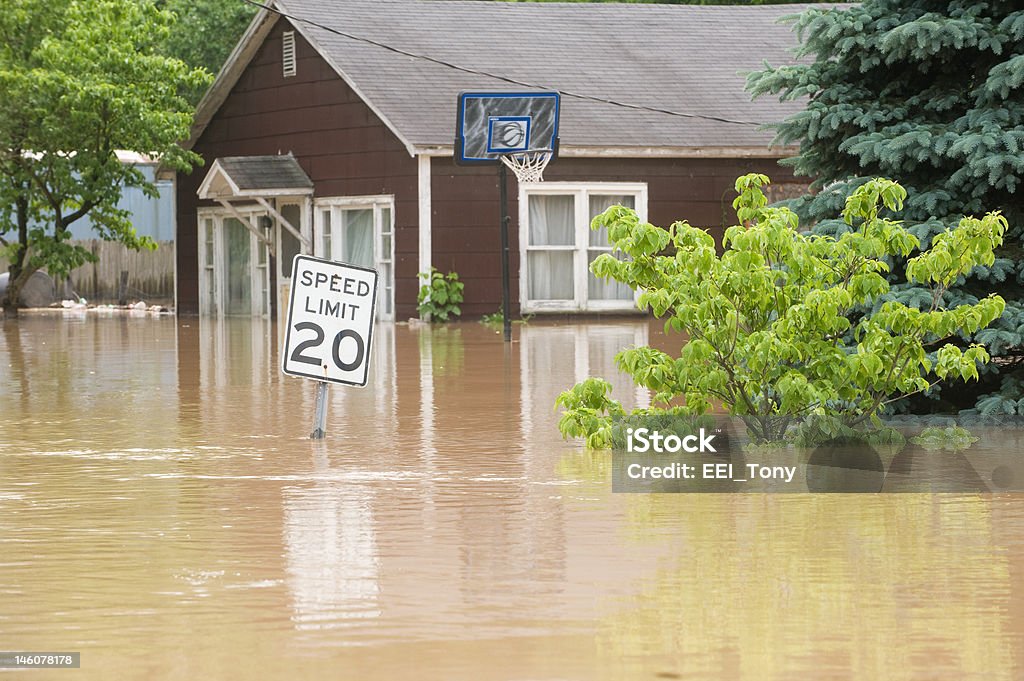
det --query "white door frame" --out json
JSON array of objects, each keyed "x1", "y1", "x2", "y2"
[{"x1": 197, "y1": 205, "x2": 272, "y2": 318}]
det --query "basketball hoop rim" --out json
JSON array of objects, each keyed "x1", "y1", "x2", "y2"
[{"x1": 498, "y1": 148, "x2": 553, "y2": 183}]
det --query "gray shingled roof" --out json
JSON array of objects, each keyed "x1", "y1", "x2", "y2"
[
  {"x1": 217, "y1": 155, "x2": 313, "y2": 190},
  {"x1": 273, "y1": 0, "x2": 814, "y2": 153}
]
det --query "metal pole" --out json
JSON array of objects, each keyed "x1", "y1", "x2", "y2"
[
  {"x1": 498, "y1": 163, "x2": 512, "y2": 343},
  {"x1": 310, "y1": 380, "x2": 329, "y2": 439}
]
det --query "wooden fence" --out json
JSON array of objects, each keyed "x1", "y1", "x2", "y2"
[
  {"x1": 1, "y1": 240, "x2": 175, "y2": 306},
  {"x1": 70, "y1": 240, "x2": 175, "y2": 304}
]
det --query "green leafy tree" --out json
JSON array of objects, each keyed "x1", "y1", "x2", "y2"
[
  {"x1": 746, "y1": 1, "x2": 1024, "y2": 414},
  {"x1": 154, "y1": 0, "x2": 258, "y2": 104},
  {"x1": 556, "y1": 175, "x2": 1006, "y2": 446},
  {"x1": 0, "y1": 0, "x2": 209, "y2": 316}
]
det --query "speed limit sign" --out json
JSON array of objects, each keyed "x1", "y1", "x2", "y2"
[{"x1": 282, "y1": 255, "x2": 378, "y2": 387}]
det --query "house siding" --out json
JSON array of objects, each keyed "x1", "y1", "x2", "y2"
[
  {"x1": 178, "y1": 17, "x2": 801, "y2": 320},
  {"x1": 430, "y1": 156, "x2": 796, "y2": 318},
  {"x1": 176, "y1": 19, "x2": 420, "y2": 317}
]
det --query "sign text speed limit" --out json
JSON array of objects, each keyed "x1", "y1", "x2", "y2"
[{"x1": 282, "y1": 255, "x2": 378, "y2": 386}]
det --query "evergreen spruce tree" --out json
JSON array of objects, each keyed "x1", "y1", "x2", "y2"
[{"x1": 748, "y1": 0, "x2": 1024, "y2": 414}]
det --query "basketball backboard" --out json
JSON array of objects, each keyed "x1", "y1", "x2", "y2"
[{"x1": 455, "y1": 92, "x2": 560, "y2": 165}]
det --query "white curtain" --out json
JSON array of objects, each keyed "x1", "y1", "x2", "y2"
[
  {"x1": 343, "y1": 209, "x2": 374, "y2": 268},
  {"x1": 587, "y1": 195, "x2": 635, "y2": 301},
  {"x1": 528, "y1": 251, "x2": 574, "y2": 300},
  {"x1": 529, "y1": 194, "x2": 574, "y2": 246},
  {"x1": 527, "y1": 195, "x2": 575, "y2": 300}
]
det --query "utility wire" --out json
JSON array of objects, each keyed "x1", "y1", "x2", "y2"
[{"x1": 240, "y1": 0, "x2": 764, "y2": 127}]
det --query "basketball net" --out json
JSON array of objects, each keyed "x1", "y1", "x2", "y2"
[{"x1": 500, "y1": 149, "x2": 552, "y2": 183}]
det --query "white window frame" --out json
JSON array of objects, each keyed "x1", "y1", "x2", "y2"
[
  {"x1": 313, "y1": 195, "x2": 395, "y2": 321},
  {"x1": 197, "y1": 206, "x2": 272, "y2": 318},
  {"x1": 518, "y1": 182, "x2": 648, "y2": 313},
  {"x1": 198, "y1": 211, "x2": 220, "y2": 317}
]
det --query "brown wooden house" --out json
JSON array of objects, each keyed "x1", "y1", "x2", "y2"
[{"x1": 176, "y1": 0, "x2": 810, "y2": 320}]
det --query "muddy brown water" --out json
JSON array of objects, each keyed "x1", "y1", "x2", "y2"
[{"x1": 2, "y1": 312, "x2": 1023, "y2": 680}]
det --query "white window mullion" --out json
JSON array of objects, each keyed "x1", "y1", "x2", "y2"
[
  {"x1": 250, "y1": 229, "x2": 258, "y2": 317},
  {"x1": 634, "y1": 185, "x2": 649, "y2": 308},
  {"x1": 213, "y1": 215, "x2": 225, "y2": 318},
  {"x1": 316, "y1": 208, "x2": 332, "y2": 260},
  {"x1": 332, "y1": 206, "x2": 342, "y2": 262},
  {"x1": 575, "y1": 189, "x2": 588, "y2": 311},
  {"x1": 518, "y1": 190, "x2": 529, "y2": 313},
  {"x1": 372, "y1": 203, "x2": 382, "y2": 319},
  {"x1": 198, "y1": 213, "x2": 216, "y2": 316},
  {"x1": 261, "y1": 231, "x2": 270, "y2": 318},
  {"x1": 251, "y1": 222, "x2": 270, "y2": 318},
  {"x1": 302, "y1": 196, "x2": 313, "y2": 254},
  {"x1": 375, "y1": 203, "x2": 394, "y2": 320}
]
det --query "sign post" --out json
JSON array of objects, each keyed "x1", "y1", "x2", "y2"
[
  {"x1": 310, "y1": 381, "x2": 330, "y2": 439},
  {"x1": 282, "y1": 254, "x2": 379, "y2": 439}
]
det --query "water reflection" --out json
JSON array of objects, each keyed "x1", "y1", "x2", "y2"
[
  {"x1": 594, "y1": 494, "x2": 1016, "y2": 680},
  {"x1": 519, "y1": 322, "x2": 651, "y2": 448},
  {"x1": 0, "y1": 315, "x2": 1022, "y2": 680},
  {"x1": 2, "y1": 313, "x2": 180, "y2": 450},
  {"x1": 284, "y1": 468, "x2": 381, "y2": 631}
]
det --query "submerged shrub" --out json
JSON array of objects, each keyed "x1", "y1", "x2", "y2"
[{"x1": 557, "y1": 174, "x2": 1006, "y2": 445}]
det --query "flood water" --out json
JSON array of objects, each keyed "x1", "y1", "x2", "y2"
[{"x1": 2, "y1": 313, "x2": 1024, "y2": 680}]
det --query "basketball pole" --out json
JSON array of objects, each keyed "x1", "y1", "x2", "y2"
[{"x1": 498, "y1": 162, "x2": 512, "y2": 343}]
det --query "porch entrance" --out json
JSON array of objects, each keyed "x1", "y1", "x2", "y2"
[
  {"x1": 197, "y1": 155, "x2": 314, "y2": 318},
  {"x1": 198, "y1": 208, "x2": 273, "y2": 317}
]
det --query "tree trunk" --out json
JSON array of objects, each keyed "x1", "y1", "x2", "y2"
[
  {"x1": 0, "y1": 296, "x2": 17, "y2": 319},
  {"x1": 2, "y1": 258, "x2": 39, "y2": 319},
  {"x1": 2, "y1": 193, "x2": 33, "y2": 318}
]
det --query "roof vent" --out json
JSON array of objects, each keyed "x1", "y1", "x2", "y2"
[{"x1": 282, "y1": 31, "x2": 296, "y2": 78}]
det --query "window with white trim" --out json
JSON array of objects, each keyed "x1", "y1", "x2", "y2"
[
  {"x1": 519, "y1": 182, "x2": 647, "y2": 313},
  {"x1": 315, "y1": 196, "x2": 395, "y2": 321}
]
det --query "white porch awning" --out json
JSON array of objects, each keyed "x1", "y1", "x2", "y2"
[
  {"x1": 198, "y1": 154, "x2": 313, "y2": 252},
  {"x1": 198, "y1": 154, "x2": 313, "y2": 199}
]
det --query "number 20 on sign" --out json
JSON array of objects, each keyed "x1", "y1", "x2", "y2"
[{"x1": 282, "y1": 255, "x2": 378, "y2": 387}]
